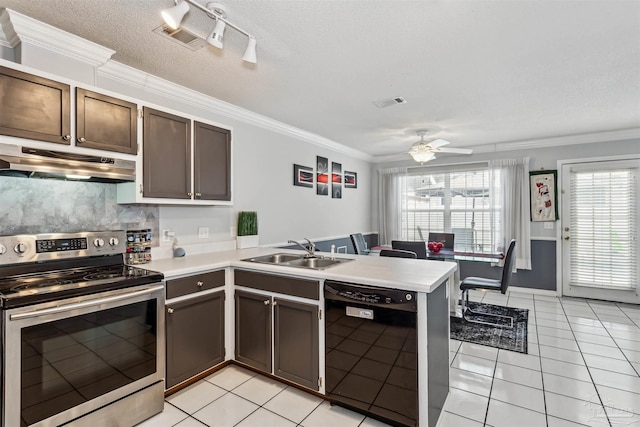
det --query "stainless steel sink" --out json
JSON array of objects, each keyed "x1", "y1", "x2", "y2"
[{"x1": 242, "y1": 253, "x2": 353, "y2": 270}]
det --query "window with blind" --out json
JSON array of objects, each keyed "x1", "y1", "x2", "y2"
[
  {"x1": 569, "y1": 164, "x2": 638, "y2": 290},
  {"x1": 400, "y1": 165, "x2": 500, "y2": 253}
]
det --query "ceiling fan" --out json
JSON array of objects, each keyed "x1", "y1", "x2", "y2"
[{"x1": 408, "y1": 130, "x2": 473, "y2": 164}]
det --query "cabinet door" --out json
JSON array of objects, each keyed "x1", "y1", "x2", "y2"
[
  {"x1": 194, "y1": 121, "x2": 231, "y2": 201},
  {"x1": 235, "y1": 290, "x2": 271, "y2": 372},
  {"x1": 76, "y1": 88, "x2": 138, "y2": 154},
  {"x1": 273, "y1": 298, "x2": 319, "y2": 390},
  {"x1": 0, "y1": 66, "x2": 71, "y2": 144},
  {"x1": 142, "y1": 107, "x2": 191, "y2": 199},
  {"x1": 166, "y1": 291, "x2": 225, "y2": 389}
]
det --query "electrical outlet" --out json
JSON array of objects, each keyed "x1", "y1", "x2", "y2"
[
  {"x1": 162, "y1": 229, "x2": 173, "y2": 242},
  {"x1": 198, "y1": 227, "x2": 209, "y2": 239},
  {"x1": 544, "y1": 222, "x2": 554, "y2": 230}
]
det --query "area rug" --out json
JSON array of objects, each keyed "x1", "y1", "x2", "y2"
[{"x1": 450, "y1": 302, "x2": 528, "y2": 354}]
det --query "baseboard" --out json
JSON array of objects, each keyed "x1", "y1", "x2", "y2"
[{"x1": 507, "y1": 287, "x2": 558, "y2": 297}]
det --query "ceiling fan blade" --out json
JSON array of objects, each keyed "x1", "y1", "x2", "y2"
[
  {"x1": 437, "y1": 147, "x2": 473, "y2": 154},
  {"x1": 428, "y1": 138, "x2": 450, "y2": 148}
]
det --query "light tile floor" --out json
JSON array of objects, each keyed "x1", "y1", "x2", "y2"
[{"x1": 139, "y1": 292, "x2": 640, "y2": 427}]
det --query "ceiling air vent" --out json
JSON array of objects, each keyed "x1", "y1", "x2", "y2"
[
  {"x1": 373, "y1": 97, "x2": 407, "y2": 108},
  {"x1": 153, "y1": 25, "x2": 207, "y2": 51}
]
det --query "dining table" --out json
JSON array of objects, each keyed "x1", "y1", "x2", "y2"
[{"x1": 371, "y1": 245, "x2": 504, "y2": 314}]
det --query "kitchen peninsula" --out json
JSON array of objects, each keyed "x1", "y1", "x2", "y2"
[{"x1": 146, "y1": 247, "x2": 456, "y2": 427}]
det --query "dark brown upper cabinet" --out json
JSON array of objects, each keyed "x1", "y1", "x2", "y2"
[
  {"x1": 0, "y1": 66, "x2": 71, "y2": 145},
  {"x1": 76, "y1": 88, "x2": 138, "y2": 154},
  {"x1": 194, "y1": 121, "x2": 231, "y2": 201},
  {"x1": 142, "y1": 106, "x2": 191, "y2": 199}
]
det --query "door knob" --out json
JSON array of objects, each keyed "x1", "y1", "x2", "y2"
[
  {"x1": 167, "y1": 307, "x2": 174, "y2": 314},
  {"x1": 197, "y1": 281, "x2": 204, "y2": 287},
  {"x1": 263, "y1": 300, "x2": 270, "y2": 305},
  {"x1": 564, "y1": 236, "x2": 570, "y2": 240},
  {"x1": 78, "y1": 137, "x2": 86, "y2": 143},
  {"x1": 564, "y1": 227, "x2": 570, "y2": 232},
  {"x1": 62, "y1": 135, "x2": 71, "y2": 141}
]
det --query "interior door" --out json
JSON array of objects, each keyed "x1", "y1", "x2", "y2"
[{"x1": 561, "y1": 158, "x2": 639, "y2": 303}]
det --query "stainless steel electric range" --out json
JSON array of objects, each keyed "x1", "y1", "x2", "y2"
[{"x1": 0, "y1": 231, "x2": 165, "y2": 427}]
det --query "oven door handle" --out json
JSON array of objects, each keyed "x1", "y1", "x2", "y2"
[{"x1": 9, "y1": 285, "x2": 165, "y2": 321}]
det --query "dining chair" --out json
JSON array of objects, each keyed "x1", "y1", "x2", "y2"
[
  {"x1": 459, "y1": 239, "x2": 517, "y2": 328},
  {"x1": 391, "y1": 240, "x2": 427, "y2": 259},
  {"x1": 350, "y1": 233, "x2": 370, "y2": 255},
  {"x1": 379, "y1": 249, "x2": 417, "y2": 259}
]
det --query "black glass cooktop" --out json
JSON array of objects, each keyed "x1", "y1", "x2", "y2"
[{"x1": 0, "y1": 256, "x2": 163, "y2": 309}]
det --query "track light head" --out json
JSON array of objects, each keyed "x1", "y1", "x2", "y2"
[
  {"x1": 207, "y1": 19, "x2": 226, "y2": 49},
  {"x1": 161, "y1": 1, "x2": 190, "y2": 29},
  {"x1": 242, "y1": 37, "x2": 257, "y2": 64}
]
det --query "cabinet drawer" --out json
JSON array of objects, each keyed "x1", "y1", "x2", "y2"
[
  {"x1": 234, "y1": 270, "x2": 319, "y2": 300},
  {"x1": 166, "y1": 270, "x2": 225, "y2": 299}
]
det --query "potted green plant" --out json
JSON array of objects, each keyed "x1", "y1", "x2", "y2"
[{"x1": 236, "y1": 211, "x2": 259, "y2": 249}]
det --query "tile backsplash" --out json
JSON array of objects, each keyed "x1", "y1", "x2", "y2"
[{"x1": 0, "y1": 177, "x2": 159, "y2": 243}]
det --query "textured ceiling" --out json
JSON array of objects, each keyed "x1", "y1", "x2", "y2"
[{"x1": 1, "y1": 0, "x2": 639, "y2": 160}]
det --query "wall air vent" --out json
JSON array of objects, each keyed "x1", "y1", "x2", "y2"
[
  {"x1": 373, "y1": 97, "x2": 407, "y2": 108},
  {"x1": 153, "y1": 25, "x2": 207, "y2": 51}
]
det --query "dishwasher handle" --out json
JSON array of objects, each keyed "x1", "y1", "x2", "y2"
[{"x1": 324, "y1": 281, "x2": 417, "y2": 312}]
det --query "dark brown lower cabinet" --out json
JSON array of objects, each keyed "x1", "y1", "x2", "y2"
[
  {"x1": 235, "y1": 290, "x2": 319, "y2": 391},
  {"x1": 273, "y1": 298, "x2": 319, "y2": 390},
  {"x1": 166, "y1": 291, "x2": 225, "y2": 389},
  {"x1": 235, "y1": 290, "x2": 272, "y2": 372}
]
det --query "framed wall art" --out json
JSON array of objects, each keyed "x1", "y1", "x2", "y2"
[
  {"x1": 331, "y1": 162, "x2": 342, "y2": 199},
  {"x1": 293, "y1": 164, "x2": 313, "y2": 187},
  {"x1": 530, "y1": 170, "x2": 559, "y2": 221},
  {"x1": 316, "y1": 156, "x2": 329, "y2": 195},
  {"x1": 344, "y1": 171, "x2": 357, "y2": 189}
]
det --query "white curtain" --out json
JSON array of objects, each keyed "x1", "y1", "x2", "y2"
[
  {"x1": 378, "y1": 167, "x2": 407, "y2": 245},
  {"x1": 489, "y1": 157, "x2": 532, "y2": 270}
]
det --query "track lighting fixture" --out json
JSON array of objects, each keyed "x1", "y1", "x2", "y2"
[{"x1": 161, "y1": 0, "x2": 257, "y2": 64}]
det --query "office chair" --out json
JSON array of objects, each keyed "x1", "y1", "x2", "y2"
[
  {"x1": 391, "y1": 240, "x2": 427, "y2": 259},
  {"x1": 350, "y1": 233, "x2": 369, "y2": 255},
  {"x1": 379, "y1": 249, "x2": 417, "y2": 259},
  {"x1": 459, "y1": 239, "x2": 517, "y2": 328}
]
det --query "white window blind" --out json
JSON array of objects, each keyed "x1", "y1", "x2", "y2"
[{"x1": 569, "y1": 165, "x2": 638, "y2": 290}]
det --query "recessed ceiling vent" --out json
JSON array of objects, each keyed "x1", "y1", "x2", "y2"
[
  {"x1": 153, "y1": 25, "x2": 207, "y2": 51},
  {"x1": 373, "y1": 97, "x2": 407, "y2": 108}
]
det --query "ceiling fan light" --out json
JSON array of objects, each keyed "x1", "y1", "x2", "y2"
[
  {"x1": 409, "y1": 143, "x2": 435, "y2": 164},
  {"x1": 207, "y1": 19, "x2": 226, "y2": 49},
  {"x1": 242, "y1": 37, "x2": 257, "y2": 63},
  {"x1": 161, "y1": 1, "x2": 190, "y2": 29}
]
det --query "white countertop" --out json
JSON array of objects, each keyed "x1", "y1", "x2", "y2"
[{"x1": 144, "y1": 247, "x2": 457, "y2": 293}]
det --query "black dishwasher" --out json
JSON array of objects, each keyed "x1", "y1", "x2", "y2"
[{"x1": 324, "y1": 280, "x2": 418, "y2": 427}]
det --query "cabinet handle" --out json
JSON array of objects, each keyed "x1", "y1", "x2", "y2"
[
  {"x1": 263, "y1": 300, "x2": 270, "y2": 305},
  {"x1": 197, "y1": 281, "x2": 204, "y2": 287},
  {"x1": 62, "y1": 135, "x2": 71, "y2": 141},
  {"x1": 272, "y1": 301, "x2": 278, "y2": 306},
  {"x1": 195, "y1": 193, "x2": 202, "y2": 198},
  {"x1": 167, "y1": 307, "x2": 174, "y2": 314},
  {"x1": 78, "y1": 137, "x2": 86, "y2": 143},
  {"x1": 187, "y1": 192, "x2": 193, "y2": 197}
]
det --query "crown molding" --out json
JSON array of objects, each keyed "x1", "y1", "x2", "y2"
[
  {"x1": 371, "y1": 128, "x2": 640, "y2": 164},
  {"x1": 98, "y1": 61, "x2": 372, "y2": 161},
  {"x1": 0, "y1": 8, "x2": 115, "y2": 67}
]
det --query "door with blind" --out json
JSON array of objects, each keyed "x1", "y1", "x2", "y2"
[{"x1": 561, "y1": 158, "x2": 639, "y2": 304}]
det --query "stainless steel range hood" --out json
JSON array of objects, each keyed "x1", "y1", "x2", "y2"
[{"x1": 0, "y1": 145, "x2": 135, "y2": 183}]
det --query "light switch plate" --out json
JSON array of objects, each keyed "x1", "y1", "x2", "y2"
[
  {"x1": 198, "y1": 227, "x2": 209, "y2": 239},
  {"x1": 544, "y1": 222, "x2": 554, "y2": 229}
]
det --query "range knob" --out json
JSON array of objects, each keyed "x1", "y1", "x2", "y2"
[
  {"x1": 93, "y1": 238, "x2": 105, "y2": 248},
  {"x1": 0, "y1": 244, "x2": 6, "y2": 255},
  {"x1": 109, "y1": 237, "x2": 119, "y2": 246},
  {"x1": 14, "y1": 242, "x2": 27, "y2": 254}
]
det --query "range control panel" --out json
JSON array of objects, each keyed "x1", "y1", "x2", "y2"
[{"x1": 0, "y1": 231, "x2": 127, "y2": 265}]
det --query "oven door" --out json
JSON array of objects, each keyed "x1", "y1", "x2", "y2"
[{"x1": 2, "y1": 283, "x2": 165, "y2": 427}]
